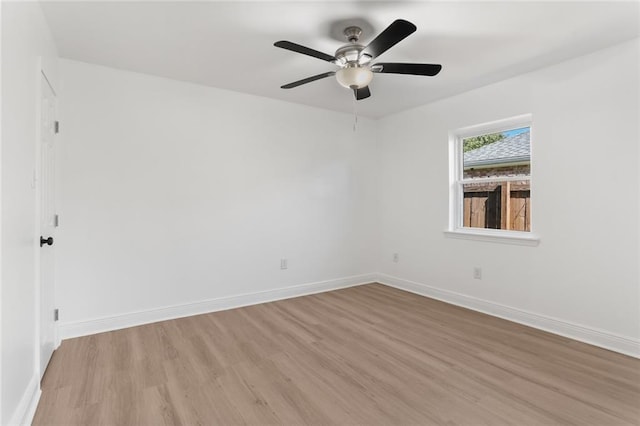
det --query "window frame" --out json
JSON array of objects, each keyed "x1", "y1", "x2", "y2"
[{"x1": 445, "y1": 114, "x2": 539, "y2": 246}]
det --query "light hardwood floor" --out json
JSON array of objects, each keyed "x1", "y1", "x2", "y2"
[{"x1": 34, "y1": 283, "x2": 640, "y2": 425}]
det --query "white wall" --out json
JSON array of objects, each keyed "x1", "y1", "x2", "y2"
[
  {"x1": 376, "y1": 39, "x2": 640, "y2": 346},
  {"x1": 56, "y1": 60, "x2": 378, "y2": 331},
  {"x1": 1, "y1": 2, "x2": 58, "y2": 424}
]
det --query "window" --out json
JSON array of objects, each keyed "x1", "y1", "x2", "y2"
[{"x1": 447, "y1": 115, "x2": 538, "y2": 245}]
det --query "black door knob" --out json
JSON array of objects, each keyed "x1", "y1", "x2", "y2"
[{"x1": 40, "y1": 236, "x2": 54, "y2": 247}]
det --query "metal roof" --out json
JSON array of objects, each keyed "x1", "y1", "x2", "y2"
[{"x1": 464, "y1": 131, "x2": 530, "y2": 168}]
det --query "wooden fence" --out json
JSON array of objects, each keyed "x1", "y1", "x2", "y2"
[{"x1": 463, "y1": 181, "x2": 530, "y2": 231}]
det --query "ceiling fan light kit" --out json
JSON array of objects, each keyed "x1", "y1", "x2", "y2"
[
  {"x1": 336, "y1": 66, "x2": 373, "y2": 89},
  {"x1": 274, "y1": 19, "x2": 442, "y2": 101}
]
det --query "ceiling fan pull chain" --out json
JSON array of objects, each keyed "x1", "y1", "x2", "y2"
[{"x1": 352, "y1": 89, "x2": 358, "y2": 132}]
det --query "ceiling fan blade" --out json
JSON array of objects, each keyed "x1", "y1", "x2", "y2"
[
  {"x1": 274, "y1": 41, "x2": 337, "y2": 63},
  {"x1": 363, "y1": 19, "x2": 417, "y2": 60},
  {"x1": 354, "y1": 86, "x2": 371, "y2": 100},
  {"x1": 372, "y1": 63, "x2": 442, "y2": 76},
  {"x1": 281, "y1": 71, "x2": 336, "y2": 89}
]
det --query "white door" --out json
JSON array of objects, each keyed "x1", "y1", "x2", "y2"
[{"x1": 39, "y1": 72, "x2": 57, "y2": 378}]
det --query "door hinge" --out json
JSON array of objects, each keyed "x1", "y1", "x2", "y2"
[
  {"x1": 54, "y1": 121, "x2": 60, "y2": 134},
  {"x1": 54, "y1": 214, "x2": 59, "y2": 227},
  {"x1": 54, "y1": 309, "x2": 59, "y2": 322}
]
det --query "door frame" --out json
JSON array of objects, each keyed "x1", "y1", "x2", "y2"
[{"x1": 34, "y1": 59, "x2": 59, "y2": 381}]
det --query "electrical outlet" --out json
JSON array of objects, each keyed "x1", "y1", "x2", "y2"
[
  {"x1": 280, "y1": 258, "x2": 288, "y2": 270},
  {"x1": 393, "y1": 253, "x2": 399, "y2": 263},
  {"x1": 473, "y1": 267, "x2": 482, "y2": 280}
]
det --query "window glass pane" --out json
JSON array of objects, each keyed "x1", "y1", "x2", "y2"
[
  {"x1": 462, "y1": 180, "x2": 531, "y2": 231},
  {"x1": 463, "y1": 127, "x2": 530, "y2": 179}
]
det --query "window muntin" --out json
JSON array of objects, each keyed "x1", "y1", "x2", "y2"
[{"x1": 454, "y1": 122, "x2": 532, "y2": 233}]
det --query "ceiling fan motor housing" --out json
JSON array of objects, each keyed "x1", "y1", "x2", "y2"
[
  {"x1": 334, "y1": 44, "x2": 366, "y2": 64},
  {"x1": 335, "y1": 26, "x2": 372, "y2": 66}
]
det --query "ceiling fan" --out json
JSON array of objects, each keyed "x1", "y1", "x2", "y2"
[{"x1": 274, "y1": 19, "x2": 442, "y2": 101}]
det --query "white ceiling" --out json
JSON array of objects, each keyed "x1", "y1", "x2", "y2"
[{"x1": 41, "y1": 1, "x2": 639, "y2": 118}]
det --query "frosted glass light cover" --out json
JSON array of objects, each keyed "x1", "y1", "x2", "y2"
[{"x1": 336, "y1": 67, "x2": 373, "y2": 89}]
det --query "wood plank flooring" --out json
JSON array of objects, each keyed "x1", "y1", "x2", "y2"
[{"x1": 34, "y1": 283, "x2": 640, "y2": 425}]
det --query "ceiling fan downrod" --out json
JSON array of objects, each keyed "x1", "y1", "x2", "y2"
[{"x1": 343, "y1": 26, "x2": 362, "y2": 43}]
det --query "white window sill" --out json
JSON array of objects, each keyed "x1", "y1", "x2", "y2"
[{"x1": 444, "y1": 228, "x2": 540, "y2": 246}]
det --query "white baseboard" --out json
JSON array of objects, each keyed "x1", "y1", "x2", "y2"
[
  {"x1": 57, "y1": 271, "x2": 639, "y2": 359},
  {"x1": 8, "y1": 374, "x2": 41, "y2": 426},
  {"x1": 59, "y1": 273, "x2": 376, "y2": 340},
  {"x1": 377, "y1": 273, "x2": 640, "y2": 359}
]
